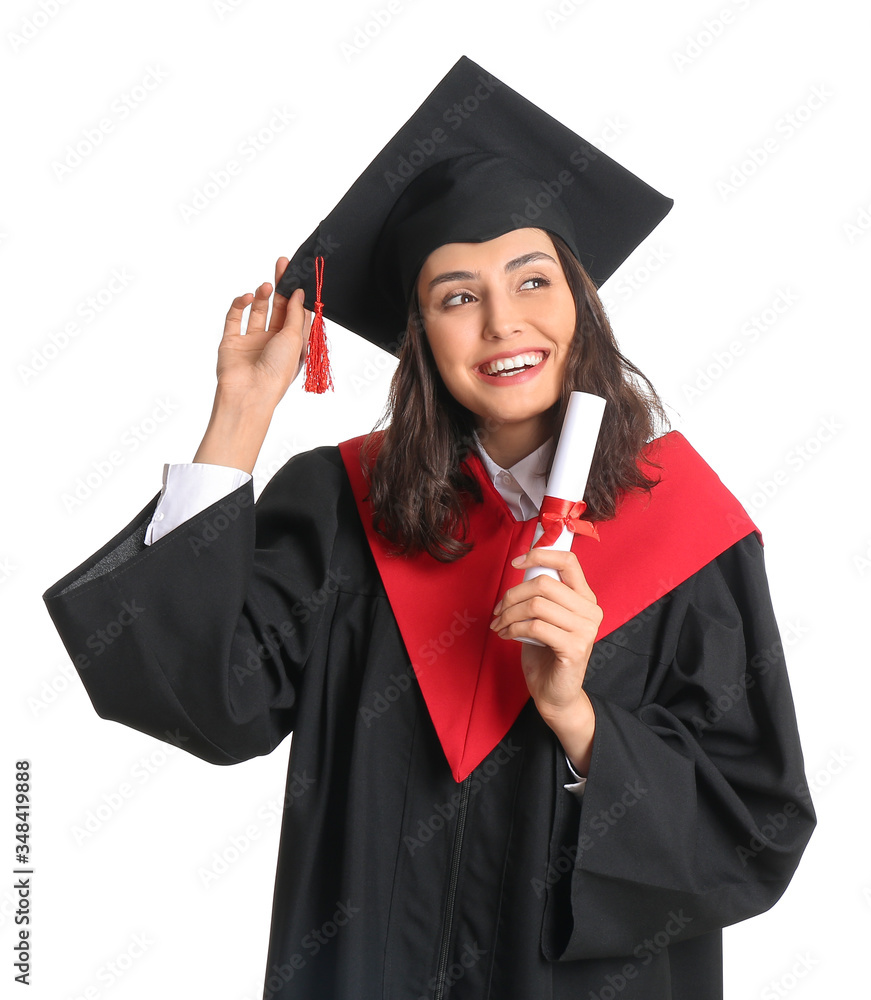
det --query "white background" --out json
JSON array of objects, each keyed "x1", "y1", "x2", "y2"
[{"x1": 3, "y1": 0, "x2": 869, "y2": 997}]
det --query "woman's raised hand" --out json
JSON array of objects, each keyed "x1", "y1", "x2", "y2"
[
  {"x1": 215, "y1": 257, "x2": 312, "y2": 407},
  {"x1": 193, "y1": 257, "x2": 312, "y2": 474}
]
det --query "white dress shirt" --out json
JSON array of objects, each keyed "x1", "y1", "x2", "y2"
[{"x1": 143, "y1": 436, "x2": 586, "y2": 794}]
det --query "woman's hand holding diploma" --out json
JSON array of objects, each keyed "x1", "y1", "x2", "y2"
[
  {"x1": 487, "y1": 391, "x2": 606, "y2": 776},
  {"x1": 194, "y1": 257, "x2": 311, "y2": 473},
  {"x1": 491, "y1": 547, "x2": 601, "y2": 777}
]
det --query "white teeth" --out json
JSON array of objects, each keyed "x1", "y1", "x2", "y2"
[{"x1": 481, "y1": 352, "x2": 544, "y2": 376}]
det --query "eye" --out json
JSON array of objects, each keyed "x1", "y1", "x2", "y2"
[
  {"x1": 519, "y1": 275, "x2": 550, "y2": 291},
  {"x1": 442, "y1": 290, "x2": 476, "y2": 308}
]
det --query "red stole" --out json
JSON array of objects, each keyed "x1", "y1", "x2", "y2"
[{"x1": 338, "y1": 431, "x2": 760, "y2": 782}]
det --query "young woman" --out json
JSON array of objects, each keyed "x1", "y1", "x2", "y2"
[{"x1": 44, "y1": 57, "x2": 814, "y2": 1000}]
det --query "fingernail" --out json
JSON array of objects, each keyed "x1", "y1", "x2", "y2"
[
  {"x1": 492, "y1": 601, "x2": 502, "y2": 615},
  {"x1": 511, "y1": 555, "x2": 525, "y2": 567}
]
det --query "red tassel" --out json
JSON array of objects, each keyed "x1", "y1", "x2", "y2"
[{"x1": 303, "y1": 256, "x2": 334, "y2": 393}]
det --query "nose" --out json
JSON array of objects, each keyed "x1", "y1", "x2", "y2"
[{"x1": 482, "y1": 287, "x2": 525, "y2": 340}]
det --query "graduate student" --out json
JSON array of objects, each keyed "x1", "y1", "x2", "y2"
[{"x1": 44, "y1": 56, "x2": 815, "y2": 999}]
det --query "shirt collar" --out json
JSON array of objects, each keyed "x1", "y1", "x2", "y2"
[{"x1": 473, "y1": 430, "x2": 553, "y2": 511}]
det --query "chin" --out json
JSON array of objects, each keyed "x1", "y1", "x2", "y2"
[{"x1": 476, "y1": 404, "x2": 555, "y2": 430}]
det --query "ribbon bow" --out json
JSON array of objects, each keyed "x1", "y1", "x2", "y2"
[{"x1": 533, "y1": 495, "x2": 600, "y2": 548}]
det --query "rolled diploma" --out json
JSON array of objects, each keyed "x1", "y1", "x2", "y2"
[{"x1": 516, "y1": 391, "x2": 606, "y2": 645}]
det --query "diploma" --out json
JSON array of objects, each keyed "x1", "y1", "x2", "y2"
[{"x1": 517, "y1": 391, "x2": 606, "y2": 645}]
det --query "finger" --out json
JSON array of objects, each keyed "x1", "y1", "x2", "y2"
[
  {"x1": 492, "y1": 569, "x2": 602, "y2": 642},
  {"x1": 273, "y1": 287, "x2": 309, "y2": 380},
  {"x1": 223, "y1": 292, "x2": 254, "y2": 338},
  {"x1": 497, "y1": 598, "x2": 602, "y2": 666},
  {"x1": 267, "y1": 258, "x2": 291, "y2": 333},
  {"x1": 246, "y1": 281, "x2": 273, "y2": 336},
  {"x1": 493, "y1": 596, "x2": 580, "y2": 636},
  {"x1": 496, "y1": 614, "x2": 591, "y2": 659},
  {"x1": 274, "y1": 256, "x2": 290, "y2": 292},
  {"x1": 297, "y1": 301, "x2": 314, "y2": 379},
  {"x1": 495, "y1": 566, "x2": 590, "y2": 616},
  {"x1": 511, "y1": 548, "x2": 596, "y2": 600},
  {"x1": 282, "y1": 287, "x2": 307, "y2": 338},
  {"x1": 494, "y1": 572, "x2": 584, "y2": 618},
  {"x1": 493, "y1": 591, "x2": 600, "y2": 637}
]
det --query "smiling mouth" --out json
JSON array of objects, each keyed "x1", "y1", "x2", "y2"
[{"x1": 478, "y1": 351, "x2": 547, "y2": 377}]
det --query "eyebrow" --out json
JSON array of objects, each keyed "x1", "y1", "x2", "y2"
[{"x1": 425, "y1": 251, "x2": 557, "y2": 292}]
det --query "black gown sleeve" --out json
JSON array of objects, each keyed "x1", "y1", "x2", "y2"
[
  {"x1": 42, "y1": 447, "x2": 346, "y2": 765},
  {"x1": 543, "y1": 532, "x2": 816, "y2": 961}
]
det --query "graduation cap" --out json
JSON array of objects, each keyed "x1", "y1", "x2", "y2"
[{"x1": 275, "y1": 54, "x2": 673, "y2": 388}]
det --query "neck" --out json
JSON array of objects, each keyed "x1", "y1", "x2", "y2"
[{"x1": 476, "y1": 417, "x2": 554, "y2": 469}]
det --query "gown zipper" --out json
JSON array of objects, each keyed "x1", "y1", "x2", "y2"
[{"x1": 433, "y1": 775, "x2": 472, "y2": 1000}]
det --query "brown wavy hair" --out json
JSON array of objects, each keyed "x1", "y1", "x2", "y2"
[{"x1": 360, "y1": 232, "x2": 669, "y2": 562}]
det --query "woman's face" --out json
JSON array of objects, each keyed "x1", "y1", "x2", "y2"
[{"x1": 416, "y1": 228, "x2": 577, "y2": 443}]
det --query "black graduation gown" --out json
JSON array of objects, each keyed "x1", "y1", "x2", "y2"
[{"x1": 43, "y1": 445, "x2": 815, "y2": 1000}]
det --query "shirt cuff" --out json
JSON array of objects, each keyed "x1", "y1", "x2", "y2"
[
  {"x1": 144, "y1": 463, "x2": 252, "y2": 545},
  {"x1": 563, "y1": 754, "x2": 587, "y2": 798}
]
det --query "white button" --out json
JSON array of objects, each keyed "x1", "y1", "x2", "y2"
[
  {"x1": 154, "y1": 512, "x2": 164, "y2": 520},
  {"x1": 497, "y1": 471, "x2": 511, "y2": 484}
]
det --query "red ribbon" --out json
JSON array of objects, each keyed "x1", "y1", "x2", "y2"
[{"x1": 533, "y1": 495, "x2": 600, "y2": 548}]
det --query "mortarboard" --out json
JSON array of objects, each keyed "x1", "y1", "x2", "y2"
[{"x1": 276, "y1": 55, "x2": 673, "y2": 360}]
